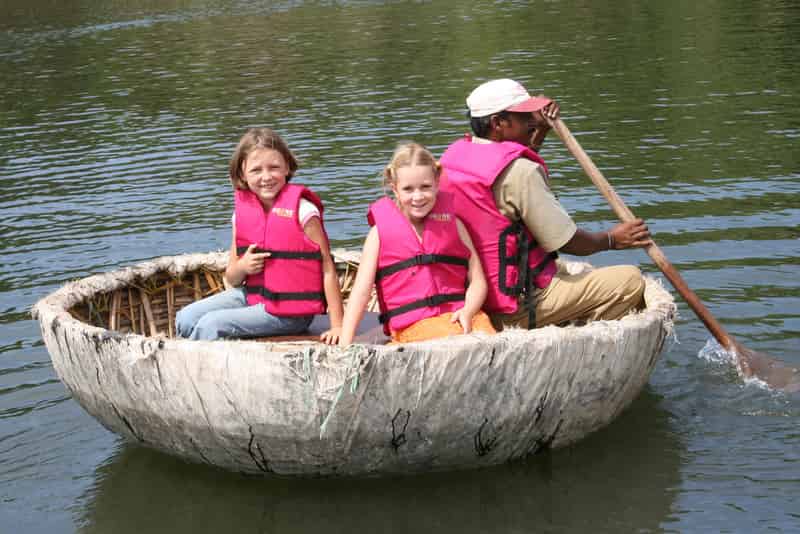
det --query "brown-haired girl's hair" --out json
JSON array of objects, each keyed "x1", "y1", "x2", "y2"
[
  {"x1": 382, "y1": 141, "x2": 441, "y2": 190},
  {"x1": 228, "y1": 128, "x2": 299, "y2": 190}
]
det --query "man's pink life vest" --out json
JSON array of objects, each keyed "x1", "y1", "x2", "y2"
[
  {"x1": 368, "y1": 193, "x2": 470, "y2": 334},
  {"x1": 235, "y1": 184, "x2": 326, "y2": 316},
  {"x1": 439, "y1": 137, "x2": 557, "y2": 314}
]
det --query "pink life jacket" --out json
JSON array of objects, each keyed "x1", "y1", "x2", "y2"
[
  {"x1": 234, "y1": 184, "x2": 326, "y2": 316},
  {"x1": 439, "y1": 136, "x2": 558, "y2": 314},
  {"x1": 368, "y1": 193, "x2": 470, "y2": 334}
]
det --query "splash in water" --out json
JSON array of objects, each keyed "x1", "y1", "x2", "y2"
[
  {"x1": 698, "y1": 338, "x2": 734, "y2": 365},
  {"x1": 698, "y1": 338, "x2": 769, "y2": 390}
]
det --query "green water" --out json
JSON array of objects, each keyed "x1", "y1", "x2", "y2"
[{"x1": 2, "y1": 1, "x2": 799, "y2": 532}]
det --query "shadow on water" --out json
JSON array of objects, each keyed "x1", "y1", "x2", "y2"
[{"x1": 79, "y1": 389, "x2": 683, "y2": 533}]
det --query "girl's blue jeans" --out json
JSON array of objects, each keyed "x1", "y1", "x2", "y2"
[{"x1": 175, "y1": 287, "x2": 313, "y2": 340}]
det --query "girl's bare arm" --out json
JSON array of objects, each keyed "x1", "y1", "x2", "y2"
[
  {"x1": 303, "y1": 217, "x2": 344, "y2": 345},
  {"x1": 339, "y1": 228, "x2": 380, "y2": 346},
  {"x1": 451, "y1": 218, "x2": 488, "y2": 332}
]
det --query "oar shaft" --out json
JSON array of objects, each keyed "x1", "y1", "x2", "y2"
[{"x1": 549, "y1": 118, "x2": 734, "y2": 350}]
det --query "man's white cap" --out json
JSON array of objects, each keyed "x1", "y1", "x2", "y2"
[{"x1": 466, "y1": 78, "x2": 551, "y2": 118}]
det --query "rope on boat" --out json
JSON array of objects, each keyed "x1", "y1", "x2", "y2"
[
  {"x1": 319, "y1": 344, "x2": 372, "y2": 439},
  {"x1": 303, "y1": 346, "x2": 313, "y2": 382}
]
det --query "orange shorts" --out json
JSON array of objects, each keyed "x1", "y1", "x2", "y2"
[{"x1": 390, "y1": 311, "x2": 496, "y2": 344}]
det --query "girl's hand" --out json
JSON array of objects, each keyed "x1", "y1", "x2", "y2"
[
  {"x1": 320, "y1": 326, "x2": 341, "y2": 345},
  {"x1": 450, "y1": 308, "x2": 474, "y2": 334},
  {"x1": 240, "y1": 244, "x2": 270, "y2": 274}
]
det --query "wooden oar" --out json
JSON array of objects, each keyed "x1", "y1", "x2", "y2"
[{"x1": 548, "y1": 118, "x2": 800, "y2": 392}]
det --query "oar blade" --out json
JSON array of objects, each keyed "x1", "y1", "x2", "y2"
[{"x1": 733, "y1": 340, "x2": 800, "y2": 393}]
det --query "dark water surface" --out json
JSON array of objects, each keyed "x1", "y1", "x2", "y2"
[{"x1": 2, "y1": 1, "x2": 799, "y2": 532}]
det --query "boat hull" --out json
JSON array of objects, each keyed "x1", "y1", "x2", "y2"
[{"x1": 34, "y1": 252, "x2": 675, "y2": 477}]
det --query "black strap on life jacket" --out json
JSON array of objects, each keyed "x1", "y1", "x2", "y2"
[
  {"x1": 236, "y1": 246, "x2": 322, "y2": 260},
  {"x1": 498, "y1": 220, "x2": 530, "y2": 297},
  {"x1": 497, "y1": 220, "x2": 558, "y2": 329},
  {"x1": 243, "y1": 285, "x2": 325, "y2": 302},
  {"x1": 378, "y1": 293, "x2": 466, "y2": 324},
  {"x1": 375, "y1": 253, "x2": 469, "y2": 282},
  {"x1": 237, "y1": 246, "x2": 324, "y2": 302},
  {"x1": 375, "y1": 253, "x2": 469, "y2": 324}
]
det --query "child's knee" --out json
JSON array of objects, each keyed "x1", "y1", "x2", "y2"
[
  {"x1": 175, "y1": 307, "x2": 196, "y2": 338},
  {"x1": 191, "y1": 313, "x2": 226, "y2": 340},
  {"x1": 175, "y1": 307, "x2": 226, "y2": 340}
]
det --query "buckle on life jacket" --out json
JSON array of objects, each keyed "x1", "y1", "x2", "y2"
[{"x1": 413, "y1": 254, "x2": 434, "y2": 266}]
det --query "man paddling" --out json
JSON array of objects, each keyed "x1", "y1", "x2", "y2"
[{"x1": 439, "y1": 78, "x2": 652, "y2": 330}]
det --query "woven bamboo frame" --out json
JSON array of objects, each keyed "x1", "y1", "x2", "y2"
[{"x1": 68, "y1": 252, "x2": 377, "y2": 338}]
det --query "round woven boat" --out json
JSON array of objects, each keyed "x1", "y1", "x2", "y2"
[{"x1": 33, "y1": 251, "x2": 675, "y2": 477}]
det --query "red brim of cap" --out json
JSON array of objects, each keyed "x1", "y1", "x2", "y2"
[{"x1": 506, "y1": 96, "x2": 552, "y2": 113}]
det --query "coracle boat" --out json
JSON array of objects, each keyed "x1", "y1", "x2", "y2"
[{"x1": 33, "y1": 251, "x2": 675, "y2": 477}]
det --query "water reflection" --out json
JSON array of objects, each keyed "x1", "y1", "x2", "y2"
[
  {"x1": 80, "y1": 391, "x2": 682, "y2": 533},
  {"x1": 3, "y1": 0, "x2": 799, "y2": 530}
]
